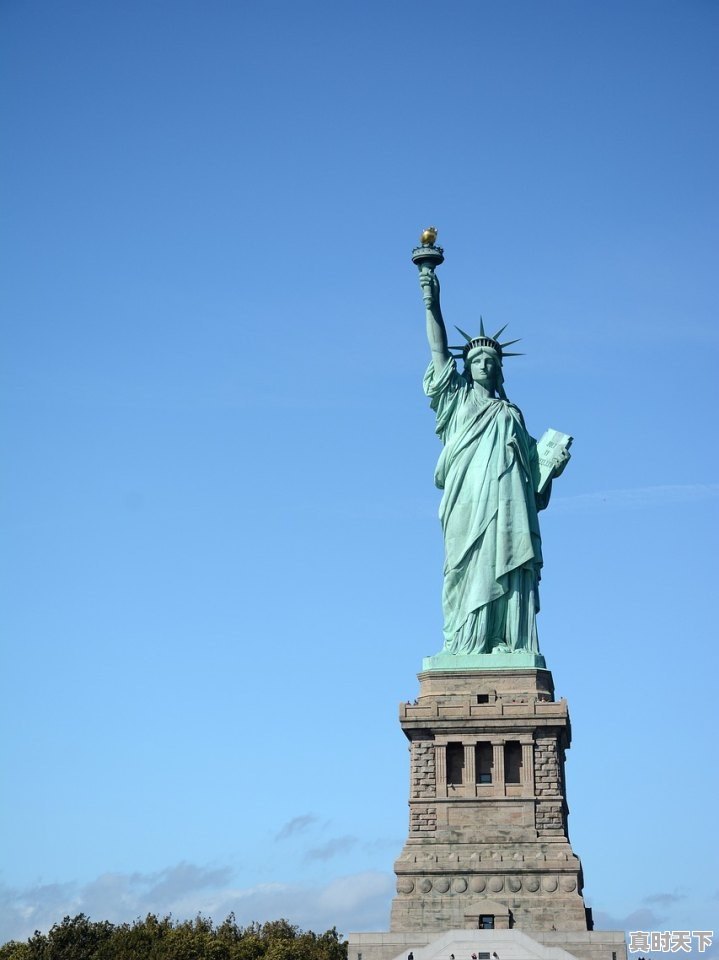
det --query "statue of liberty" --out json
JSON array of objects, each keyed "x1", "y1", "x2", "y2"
[{"x1": 413, "y1": 229, "x2": 571, "y2": 663}]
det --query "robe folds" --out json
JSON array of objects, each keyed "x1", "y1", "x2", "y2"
[{"x1": 424, "y1": 358, "x2": 545, "y2": 655}]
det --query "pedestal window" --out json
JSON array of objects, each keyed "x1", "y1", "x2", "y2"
[
  {"x1": 504, "y1": 740, "x2": 523, "y2": 784},
  {"x1": 446, "y1": 741, "x2": 464, "y2": 784},
  {"x1": 475, "y1": 742, "x2": 493, "y2": 783}
]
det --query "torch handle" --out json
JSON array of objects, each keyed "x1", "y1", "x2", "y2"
[{"x1": 418, "y1": 264, "x2": 437, "y2": 308}]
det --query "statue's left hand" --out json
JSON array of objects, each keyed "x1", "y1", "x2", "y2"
[{"x1": 552, "y1": 449, "x2": 571, "y2": 479}]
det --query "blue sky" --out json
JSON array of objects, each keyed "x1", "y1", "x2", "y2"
[{"x1": 1, "y1": 0, "x2": 718, "y2": 950}]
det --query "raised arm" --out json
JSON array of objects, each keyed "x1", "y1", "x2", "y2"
[{"x1": 419, "y1": 267, "x2": 451, "y2": 375}]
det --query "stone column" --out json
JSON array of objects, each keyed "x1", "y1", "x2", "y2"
[
  {"x1": 492, "y1": 740, "x2": 505, "y2": 796},
  {"x1": 463, "y1": 742, "x2": 476, "y2": 793},
  {"x1": 435, "y1": 742, "x2": 447, "y2": 798},
  {"x1": 521, "y1": 740, "x2": 534, "y2": 792}
]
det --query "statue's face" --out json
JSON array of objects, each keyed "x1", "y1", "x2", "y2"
[{"x1": 468, "y1": 348, "x2": 500, "y2": 390}]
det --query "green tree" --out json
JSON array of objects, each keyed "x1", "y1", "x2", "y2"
[
  {"x1": 0, "y1": 940, "x2": 32, "y2": 960},
  {"x1": 1, "y1": 914, "x2": 348, "y2": 960}
]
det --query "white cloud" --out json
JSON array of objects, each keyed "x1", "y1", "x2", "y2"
[{"x1": 0, "y1": 864, "x2": 394, "y2": 944}]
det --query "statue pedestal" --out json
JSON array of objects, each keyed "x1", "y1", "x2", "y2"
[{"x1": 391, "y1": 668, "x2": 590, "y2": 933}]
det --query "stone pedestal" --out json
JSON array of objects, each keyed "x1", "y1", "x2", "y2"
[{"x1": 391, "y1": 669, "x2": 590, "y2": 933}]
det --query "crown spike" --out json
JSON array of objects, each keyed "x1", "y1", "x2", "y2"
[
  {"x1": 479, "y1": 316, "x2": 486, "y2": 337},
  {"x1": 499, "y1": 338, "x2": 522, "y2": 348},
  {"x1": 454, "y1": 325, "x2": 474, "y2": 343},
  {"x1": 492, "y1": 323, "x2": 509, "y2": 340},
  {"x1": 501, "y1": 351, "x2": 524, "y2": 357}
]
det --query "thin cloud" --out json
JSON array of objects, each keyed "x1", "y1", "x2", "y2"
[
  {"x1": 593, "y1": 907, "x2": 662, "y2": 930},
  {"x1": 275, "y1": 814, "x2": 318, "y2": 841},
  {"x1": 0, "y1": 866, "x2": 393, "y2": 943},
  {"x1": 553, "y1": 483, "x2": 719, "y2": 514},
  {"x1": 643, "y1": 892, "x2": 686, "y2": 907},
  {"x1": 361, "y1": 838, "x2": 403, "y2": 855},
  {"x1": 304, "y1": 836, "x2": 357, "y2": 863}
]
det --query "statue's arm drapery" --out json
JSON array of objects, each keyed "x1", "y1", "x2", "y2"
[{"x1": 423, "y1": 357, "x2": 467, "y2": 449}]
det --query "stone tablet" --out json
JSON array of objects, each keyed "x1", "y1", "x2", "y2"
[{"x1": 536, "y1": 429, "x2": 573, "y2": 495}]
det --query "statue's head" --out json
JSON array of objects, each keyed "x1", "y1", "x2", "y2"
[
  {"x1": 465, "y1": 345, "x2": 503, "y2": 393},
  {"x1": 451, "y1": 319, "x2": 522, "y2": 398}
]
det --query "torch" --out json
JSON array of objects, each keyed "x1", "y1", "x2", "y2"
[{"x1": 411, "y1": 226, "x2": 444, "y2": 307}]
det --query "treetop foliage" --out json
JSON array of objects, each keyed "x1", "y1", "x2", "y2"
[{"x1": 0, "y1": 913, "x2": 349, "y2": 960}]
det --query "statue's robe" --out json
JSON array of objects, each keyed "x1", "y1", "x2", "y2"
[{"x1": 424, "y1": 358, "x2": 546, "y2": 655}]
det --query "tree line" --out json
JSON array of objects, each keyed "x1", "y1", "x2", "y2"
[{"x1": 0, "y1": 913, "x2": 349, "y2": 960}]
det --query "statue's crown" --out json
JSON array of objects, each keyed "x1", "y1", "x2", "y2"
[{"x1": 450, "y1": 318, "x2": 523, "y2": 362}]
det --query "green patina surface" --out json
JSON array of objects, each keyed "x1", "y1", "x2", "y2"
[
  {"x1": 421, "y1": 651, "x2": 547, "y2": 672},
  {"x1": 412, "y1": 233, "x2": 570, "y2": 671}
]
